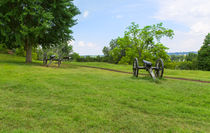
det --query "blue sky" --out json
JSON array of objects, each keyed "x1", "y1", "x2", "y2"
[{"x1": 71, "y1": 0, "x2": 210, "y2": 55}]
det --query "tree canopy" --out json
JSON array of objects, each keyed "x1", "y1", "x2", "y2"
[
  {"x1": 198, "y1": 33, "x2": 210, "y2": 71},
  {"x1": 0, "y1": 0, "x2": 80, "y2": 62},
  {"x1": 103, "y1": 22, "x2": 174, "y2": 64}
]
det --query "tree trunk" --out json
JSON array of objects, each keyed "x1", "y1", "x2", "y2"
[
  {"x1": 25, "y1": 40, "x2": 32, "y2": 63},
  {"x1": 43, "y1": 51, "x2": 47, "y2": 65}
]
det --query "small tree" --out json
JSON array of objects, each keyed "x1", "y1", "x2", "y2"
[
  {"x1": 56, "y1": 43, "x2": 73, "y2": 59},
  {"x1": 103, "y1": 38, "x2": 120, "y2": 63},
  {"x1": 198, "y1": 33, "x2": 210, "y2": 71},
  {"x1": 186, "y1": 53, "x2": 198, "y2": 62},
  {"x1": 71, "y1": 52, "x2": 80, "y2": 61}
]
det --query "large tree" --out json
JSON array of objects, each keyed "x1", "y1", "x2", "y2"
[
  {"x1": 104, "y1": 22, "x2": 174, "y2": 64},
  {"x1": 198, "y1": 33, "x2": 210, "y2": 71},
  {"x1": 0, "y1": 0, "x2": 80, "y2": 63}
]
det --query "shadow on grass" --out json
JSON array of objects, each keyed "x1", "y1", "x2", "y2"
[
  {"x1": 61, "y1": 63, "x2": 80, "y2": 69},
  {"x1": 130, "y1": 75, "x2": 166, "y2": 84},
  {"x1": 42, "y1": 62, "x2": 80, "y2": 69},
  {"x1": 0, "y1": 60, "x2": 42, "y2": 66},
  {"x1": 0, "y1": 58, "x2": 80, "y2": 70}
]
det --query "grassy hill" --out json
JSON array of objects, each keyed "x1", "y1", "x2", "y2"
[{"x1": 0, "y1": 54, "x2": 210, "y2": 132}]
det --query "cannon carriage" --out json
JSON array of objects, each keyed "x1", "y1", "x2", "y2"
[
  {"x1": 43, "y1": 55, "x2": 62, "y2": 67},
  {"x1": 133, "y1": 58, "x2": 164, "y2": 80},
  {"x1": 43, "y1": 55, "x2": 70, "y2": 67}
]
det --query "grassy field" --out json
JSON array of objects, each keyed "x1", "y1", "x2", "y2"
[
  {"x1": 70, "y1": 62, "x2": 210, "y2": 81},
  {"x1": 0, "y1": 53, "x2": 210, "y2": 132}
]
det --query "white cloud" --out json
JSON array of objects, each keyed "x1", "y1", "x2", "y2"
[
  {"x1": 71, "y1": 41, "x2": 103, "y2": 55},
  {"x1": 163, "y1": 31, "x2": 204, "y2": 52},
  {"x1": 116, "y1": 15, "x2": 123, "y2": 19},
  {"x1": 190, "y1": 22, "x2": 210, "y2": 34},
  {"x1": 78, "y1": 41, "x2": 85, "y2": 47},
  {"x1": 155, "y1": 0, "x2": 210, "y2": 51},
  {"x1": 87, "y1": 42, "x2": 94, "y2": 47},
  {"x1": 83, "y1": 11, "x2": 89, "y2": 18}
]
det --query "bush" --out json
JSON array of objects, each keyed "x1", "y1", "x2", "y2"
[
  {"x1": 32, "y1": 52, "x2": 38, "y2": 60},
  {"x1": 15, "y1": 47, "x2": 25, "y2": 57},
  {"x1": 73, "y1": 55, "x2": 106, "y2": 62},
  {"x1": 0, "y1": 44, "x2": 7, "y2": 53},
  {"x1": 165, "y1": 62, "x2": 180, "y2": 69},
  {"x1": 69, "y1": 52, "x2": 79, "y2": 61},
  {"x1": 179, "y1": 61, "x2": 192, "y2": 70}
]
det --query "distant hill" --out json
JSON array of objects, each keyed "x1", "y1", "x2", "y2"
[
  {"x1": 167, "y1": 51, "x2": 197, "y2": 55},
  {"x1": 80, "y1": 52, "x2": 198, "y2": 57},
  {"x1": 81, "y1": 55, "x2": 104, "y2": 57}
]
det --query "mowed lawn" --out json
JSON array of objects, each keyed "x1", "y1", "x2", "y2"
[
  {"x1": 70, "y1": 62, "x2": 210, "y2": 82},
  {"x1": 0, "y1": 54, "x2": 210, "y2": 132}
]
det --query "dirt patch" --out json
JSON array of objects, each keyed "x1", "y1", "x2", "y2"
[{"x1": 79, "y1": 65, "x2": 210, "y2": 84}]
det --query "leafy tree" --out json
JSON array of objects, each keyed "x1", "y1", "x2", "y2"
[
  {"x1": 105, "y1": 22, "x2": 174, "y2": 64},
  {"x1": 149, "y1": 43, "x2": 170, "y2": 62},
  {"x1": 186, "y1": 53, "x2": 197, "y2": 62},
  {"x1": 70, "y1": 52, "x2": 80, "y2": 61},
  {"x1": 102, "y1": 46, "x2": 110, "y2": 57},
  {"x1": 125, "y1": 22, "x2": 174, "y2": 59},
  {"x1": 198, "y1": 33, "x2": 210, "y2": 71},
  {"x1": 103, "y1": 38, "x2": 120, "y2": 63},
  {"x1": 56, "y1": 43, "x2": 73, "y2": 59},
  {"x1": 0, "y1": 0, "x2": 80, "y2": 63}
]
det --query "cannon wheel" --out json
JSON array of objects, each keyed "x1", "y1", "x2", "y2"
[
  {"x1": 155, "y1": 58, "x2": 164, "y2": 78},
  {"x1": 133, "y1": 58, "x2": 139, "y2": 77}
]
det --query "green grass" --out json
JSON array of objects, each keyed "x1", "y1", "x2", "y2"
[
  {"x1": 70, "y1": 62, "x2": 210, "y2": 81},
  {"x1": 0, "y1": 53, "x2": 210, "y2": 132}
]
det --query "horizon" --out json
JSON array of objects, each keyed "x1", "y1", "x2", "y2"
[
  {"x1": 71, "y1": 0, "x2": 210, "y2": 55},
  {"x1": 79, "y1": 51, "x2": 198, "y2": 56}
]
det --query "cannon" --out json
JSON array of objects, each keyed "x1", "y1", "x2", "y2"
[
  {"x1": 43, "y1": 55, "x2": 62, "y2": 67},
  {"x1": 133, "y1": 58, "x2": 164, "y2": 80}
]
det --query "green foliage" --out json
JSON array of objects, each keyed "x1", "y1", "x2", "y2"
[
  {"x1": 36, "y1": 46, "x2": 44, "y2": 60},
  {"x1": 102, "y1": 46, "x2": 110, "y2": 57},
  {"x1": 39, "y1": 43, "x2": 73, "y2": 61},
  {"x1": 15, "y1": 46, "x2": 38, "y2": 60},
  {"x1": 71, "y1": 52, "x2": 80, "y2": 61},
  {"x1": 32, "y1": 51, "x2": 38, "y2": 60},
  {"x1": 75, "y1": 55, "x2": 105, "y2": 62},
  {"x1": 170, "y1": 55, "x2": 185, "y2": 62},
  {"x1": 198, "y1": 33, "x2": 210, "y2": 71},
  {"x1": 0, "y1": 0, "x2": 80, "y2": 62},
  {"x1": 164, "y1": 62, "x2": 180, "y2": 69},
  {"x1": 56, "y1": 43, "x2": 73, "y2": 59},
  {"x1": 179, "y1": 61, "x2": 194, "y2": 70},
  {"x1": 169, "y1": 53, "x2": 198, "y2": 70},
  {"x1": 103, "y1": 22, "x2": 174, "y2": 64},
  {"x1": 102, "y1": 39, "x2": 119, "y2": 63},
  {"x1": 0, "y1": 44, "x2": 7, "y2": 53},
  {"x1": 15, "y1": 46, "x2": 25, "y2": 57},
  {"x1": 186, "y1": 53, "x2": 198, "y2": 62}
]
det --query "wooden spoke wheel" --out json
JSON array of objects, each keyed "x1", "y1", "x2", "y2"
[
  {"x1": 155, "y1": 58, "x2": 164, "y2": 78},
  {"x1": 133, "y1": 58, "x2": 139, "y2": 77}
]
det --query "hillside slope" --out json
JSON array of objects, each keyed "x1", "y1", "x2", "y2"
[{"x1": 0, "y1": 54, "x2": 209, "y2": 132}]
